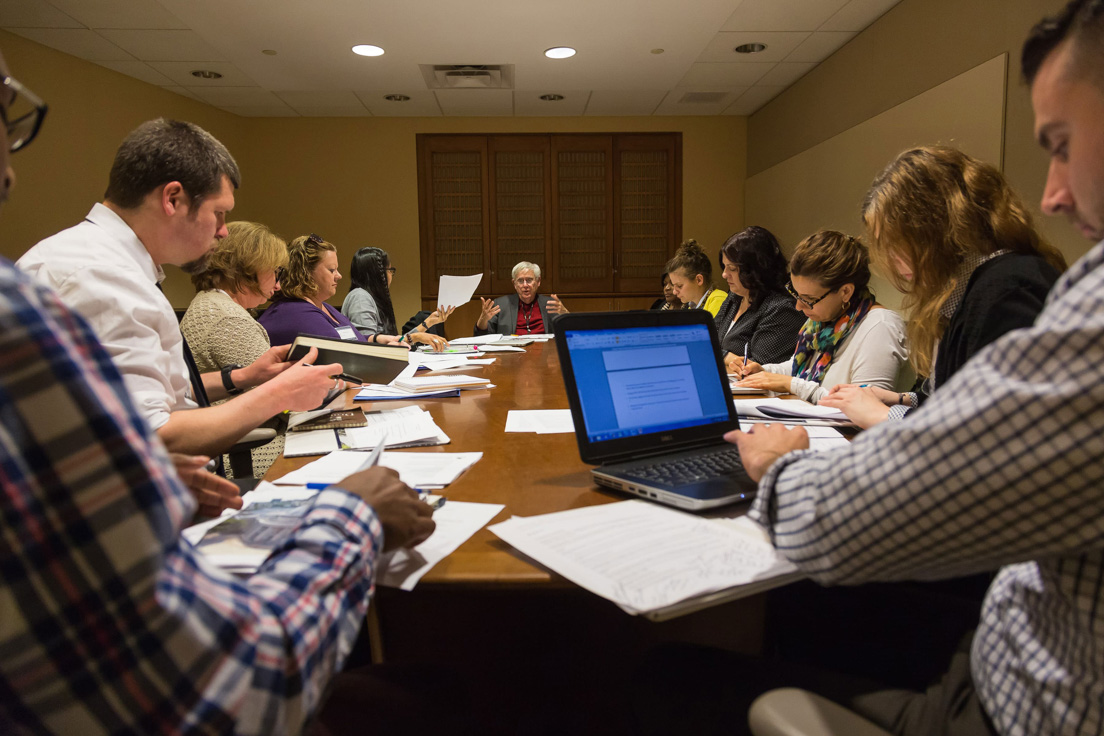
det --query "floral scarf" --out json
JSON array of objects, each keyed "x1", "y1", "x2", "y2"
[{"x1": 791, "y1": 289, "x2": 875, "y2": 384}]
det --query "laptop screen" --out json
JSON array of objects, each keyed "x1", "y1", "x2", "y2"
[{"x1": 563, "y1": 322, "x2": 731, "y2": 444}]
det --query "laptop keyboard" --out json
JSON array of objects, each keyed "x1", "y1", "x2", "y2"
[{"x1": 625, "y1": 446, "x2": 751, "y2": 486}]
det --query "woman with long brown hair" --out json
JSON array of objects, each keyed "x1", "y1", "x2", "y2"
[{"x1": 822, "y1": 145, "x2": 1066, "y2": 426}]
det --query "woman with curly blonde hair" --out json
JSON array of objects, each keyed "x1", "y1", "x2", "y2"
[{"x1": 822, "y1": 145, "x2": 1066, "y2": 427}]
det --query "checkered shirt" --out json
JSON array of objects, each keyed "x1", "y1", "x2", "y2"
[{"x1": 0, "y1": 261, "x2": 383, "y2": 734}]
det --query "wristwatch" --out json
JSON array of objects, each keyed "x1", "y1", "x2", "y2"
[{"x1": 221, "y1": 363, "x2": 244, "y2": 395}]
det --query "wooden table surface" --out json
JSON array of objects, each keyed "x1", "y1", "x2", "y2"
[{"x1": 265, "y1": 340, "x2": 625, "y2": 587}]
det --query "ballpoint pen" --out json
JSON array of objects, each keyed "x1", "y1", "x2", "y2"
[{"x1": 742, "y1": 341, "x2": 748, "y2": 379}]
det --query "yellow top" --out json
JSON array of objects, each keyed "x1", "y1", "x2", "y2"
[{"x1": 701, "y1": 288, "x2": 727, "y2": 317}]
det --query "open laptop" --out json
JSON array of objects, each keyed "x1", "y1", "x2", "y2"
[{"x1": 555, "y1": 310, "x2": 758, "y2": 511}]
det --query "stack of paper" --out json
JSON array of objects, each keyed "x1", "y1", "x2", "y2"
[
  {"x1": 393, "y1": 374, "x2": 491, "y2": 391},
  {"x1": 488, "y1": 500, "x2": 800, "y2": 619},
  {"x1": 733, "y1": 397, "x2": 850, "y2": 424},
  {"x1": 274, "y1": 449, "x2": 483, "y2": 489},
  {"x1": 505, "y1": 409, "x2": 575, "y2": 434},
  {"x1": 356, "y1": 384, "x2": 461, "y2": 400},
  {"x1": 283, "y1": 406, "x2": 449, "y2": 457}
]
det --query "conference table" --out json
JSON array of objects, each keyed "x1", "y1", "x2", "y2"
[{"x1": 265, "y1": 340, "x2": 768, "y2": 733}]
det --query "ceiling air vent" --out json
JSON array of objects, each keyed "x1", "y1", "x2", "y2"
[
  {"x1": 678, "y1": 91, "x2": 727, "y2": 104},
  {"x1": 419, "y1": 64, "x2": 515, "y2": 89}
]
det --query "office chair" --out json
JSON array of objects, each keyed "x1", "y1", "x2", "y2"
[{"x1": 748, "y1": 688, "x2": 893, "y2": 736}]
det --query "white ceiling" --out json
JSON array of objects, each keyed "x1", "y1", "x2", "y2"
[{"x1": 0, "y1": 0, "x2": 902, "y2": 117}]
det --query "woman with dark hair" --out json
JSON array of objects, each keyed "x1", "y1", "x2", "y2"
[
  {"x1": 341, "y1": 247, "x2": 450, "y2": 350},
  {"x1": 714, "y1": 226, "x2": 806, "y2": 366},
  {"x1": 733, "y1": 229, "x2": 914, "y2": 404},
  {"x1": 665, "y1": 239, "x2": 727, "y2": 316},
  {"x1": 649, "y1": 273, "x2": 683, "y2": 310}
]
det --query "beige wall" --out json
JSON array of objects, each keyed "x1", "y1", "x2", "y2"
[
  {"x1": 747, "y1": 0, "x2": 1086, "y2": 266},
  {"x1": 0, "y1": 30, "x2": 746, "y2": 322}
]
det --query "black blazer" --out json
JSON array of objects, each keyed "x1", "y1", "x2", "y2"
[
  {"x1": 474, "y1": 293, "x2": 554, "y2": 336},
  {"x1": 714, "y1": 289, "x2": 806, "y2": 365}
]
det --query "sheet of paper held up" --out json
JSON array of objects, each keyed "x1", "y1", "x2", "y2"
[
  {"x1": 378, "y1": 501, "x2": 504, "y2": 590},
  {"x1": 436, "y1": 273, "x2": 483, "y2": 309},
  {"x1": 488, "y1": 500, "x2": 797, "y2": 616},
  {"x1": 505, "y1": 409, "x2": 575, "y2": 434}
]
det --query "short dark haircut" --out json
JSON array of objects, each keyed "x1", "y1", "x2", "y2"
[
  {"x1": 1022, "y1": 0, "x2": 1104, "y2": 85},
  {"x1": 104, "y1": 118, "x2": 241, "y2": 209},
  {"x1": 718, "y1": 226, "x2": 789, "y2": 307},
  {"x1": 349, "y1": 246, "x2": 396, "y2": 334}
]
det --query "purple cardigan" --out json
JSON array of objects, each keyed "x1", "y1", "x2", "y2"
[{"x1": 259, "y1": 298, "x2": 368, "y2": 346}]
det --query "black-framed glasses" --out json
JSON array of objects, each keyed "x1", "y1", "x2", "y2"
[
  {"x1": 1, "y1": 76, "x2": 47, "y2": 153},
  {"x1": 385, "y1": 266, "x2": 397, "y2": 275},
  {"x1": 786, "y1": 282, "x2": 834, "y2": 309},
  {"x1": 305, "y1": 233, "x2": 324, "y2": 245}
]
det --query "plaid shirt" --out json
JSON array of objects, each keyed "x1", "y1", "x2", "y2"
[
  {"x1": 0, "y1": 261, "x2": 383, "y2": 734},
  {"x1": 750, "y1": 239, "x2": 1104, "y2": 735}
]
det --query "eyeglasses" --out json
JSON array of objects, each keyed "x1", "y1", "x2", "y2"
[
  {"x1": 385, "y1": 267, "x2": 397, "y2": 275},
  {"x1": 786, "y1": 282, "x2": 835, "y2": 309},
  {"x1": 306, "y1": 233, "x2": 324, "y2": 245},
  {"x1": 1, "y1": 76, "x2": 47, "y2": 153}
]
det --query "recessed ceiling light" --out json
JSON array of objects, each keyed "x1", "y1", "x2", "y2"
[
  {"x1": 384, "y1": 94, "x2": 410, "y2": 102},
  {"x1": 261, "y1": 49, "x2": 277, "y2": 56},
  {"x1": 544, "y1": 46, "x2": 576, "y2": 59},
  {"x1": 352, "y1": 44, "x2": 385, "y2": 57},
  {"x1": 539, "y1": 94, "x2": 564, "y2": 101},
  {"x1": 190, "y1": 69, "x2": 222, "y2": 79},
  {"x1": 650, "y1": 48, "x2": 665, "y2": 55},
  {"x1": 734, "y1": 43, "x2": 767, "y2": 54}
]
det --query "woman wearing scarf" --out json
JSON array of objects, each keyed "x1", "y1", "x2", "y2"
[{"x1": 732, "y1": 229, "x2": 914, "y2": 404}]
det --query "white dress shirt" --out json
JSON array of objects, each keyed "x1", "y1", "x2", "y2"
[{"x1": 17, "y1": 203, "x2": 195, "y2": 430}]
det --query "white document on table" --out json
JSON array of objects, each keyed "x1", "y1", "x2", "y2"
[
  {"x1": 505, "y1": 409, "x2": 575, "y2": 434},
  {"x1": 377, "y1": 451, "x2": 483, "y2": 488},
  {"x1": 283, "y1": 429, "x2": 340, "y2": 457},
  {"x1": 448, "y1": 334, "x2": 503, "y2": 345},
  {"x1": 341, "y1": 406, "x2": 446, "y2": 449},
  {"x1": 477, "y1": 344, "x2": 527, "y2": 353},
  {"x1": 378, "y1": 501, "x2": 504, "y2": 590},
  {"x1": 732, "y1": 397, "x2": 847, "y2": 421},
  {"x1": 437, "y1": 273, "x2": 483, "y2": 309},
  {"x1": 488, "y1": 500, "x2": 798, "y2": 616},
  {"x1": 408, "y1": 354, "x2": 473, "y2": 371}
]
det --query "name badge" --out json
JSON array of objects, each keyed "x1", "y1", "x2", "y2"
[{"x1": 335, "y1": 325, "x2": 359, "y2": 341}]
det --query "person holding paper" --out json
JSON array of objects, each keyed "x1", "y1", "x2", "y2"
[
  {"x1": 341, "y1": 245, "x2": 450, "y2": 350},
  {"x1": 475, "y1": 260, "x2": 568, "y2": 335},
  {"x1": 819, "y1": 146, "x2": 1065, "y2": 428},
  {"x1": 665, "y1": 239, "x2": 727, "y2": 316},
  {"x1": 0, "y1": 50, "x2": 443, "y2": 735},
  {"x1": 731, "y1": 230, "x2": 914, "y2": 405},
  {"x1": 17, "y1": 120, "x2": 340, "y2": 460},
  {"x1": 714, "y1": 226, "x2": 806, "y2": 366}
]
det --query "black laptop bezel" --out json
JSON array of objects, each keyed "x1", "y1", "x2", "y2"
[{"x1": 554, "y1": 310, "x2": 740, "y2": 465}]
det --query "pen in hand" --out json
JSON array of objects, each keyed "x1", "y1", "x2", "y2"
[{"x1": 742, "y1": 341, "x2": 749, "y2": 380}]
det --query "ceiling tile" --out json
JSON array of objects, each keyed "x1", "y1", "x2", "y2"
[
  {"x1": 584, "y1": 90, "x2": 667, "y2": 116},
  {"x1": 755, "y1": 62, "x2": 815, "y2": 87},
  {"x1": 275, "y1": 90, "x2": 370, "y2": 116},
  {"x1": 721, "y1": 0, "x2": 850, "y2": 32},
  {"x1": 653, "y1": 88, "x2": 745, "y2": 116},
  {"x1": 45, "y1": 0, "x2": 188, "y2": 30},
  {"x1": 821, "y1": 0, "x2": 902, "y2": 32},
  {"x1": 187, "y1": 86, "x2": 286, "y2": 107},
  {"x1": 146, "y1": 61, "x2": 256, "y2": 87},
  {"x1": 697, "y1": 31, "x2": 810, "y2": 63},
  {"x1": 7, "y1": 28, "x2": 132, "y2": 60},
  {"x1": 435, "y1": 89, "x2": 514, "y2": 116},
  {"x1": 722, "y1": 85, "x2": 785, "y2": 115},
  {"x1": 94, "y1": 60, "x2": 176, "y2": 85},
  {"x1": 219, "y1": 104, "x2": 300, "y2": 118},
  {"x1": 97, "y1": 29, "x2": 226, "y2": 61},
  {"x1": 515, "y1": 91, "x2": 589, "y2": 116},
  {"x1": 785, "y1": 31, "x2": 856, "y2": 62},
  {"x1": 0, "y1": 0, "x2": 81, "y2": 28},
  {"x1": 161, "y1": 86, "x2": 203, "y2": 102},
  {"x1": 355, "y1": 91, "x2": 442, "y2": 117},
  {"x1": 679, "y1": 62, "x2": 772, "y2": 88}
]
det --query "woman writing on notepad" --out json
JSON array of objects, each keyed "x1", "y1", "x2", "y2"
[
  {"x1": 341, "y1": 246, "x2": 450, "y2": 351},
  {"x1": 819, "y1": 146, "x2": 1065, "y2": 428},
  {"x1": 731, "y1": 229, "x2": 914, "y2": 404},
  {"x1": 714, "y1": 226, "x2": 805, "y2": 366}
]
